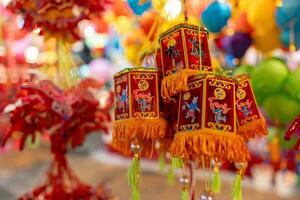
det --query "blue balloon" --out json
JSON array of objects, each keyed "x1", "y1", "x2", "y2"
[
  {"x1": 282, "y1": 0, "x2": 300, "y2": 20},
  {"x1": 280, "y1": 28, "x2": 300, "y2": 49},
  {"x1": 275, "y1": 0, "x2": 300, "y2": 28},
  {"x1": 275, "y1": 7, "x2": 291, "y2": 29},
  {"x1": 201, "y1": 1, "x2": 231, "y2": 33},
  {"x1": 128, "y1": 0, "x2": 152, "y2": 16}
]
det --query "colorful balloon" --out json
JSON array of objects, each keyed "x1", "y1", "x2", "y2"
[
  {"x1": 285, "y1": 68, "x2": 300, "y2": 102},
  {"x1": 263, "y1": 94, "x2": 300, "y2": 124},
  {"x1": 221, "y1": 32, "x2": 252, "y2": 58},
  {"x1": 281, "y1": 0, "x2": 300, "y2": 21},
  {"x1": 201, "y1": 0, "x2": 231, "y2": 33},
  {"x1": 128, "y1": 0, "x2": 152, "y2": 16},
  {"x1": 247, "y1": 0, "x2": 277, "y2": 30},
  {"x1": 275, "y1": 0, "x2": 300, "y2": 30},
  {"x1": 252, "y1": 28, "x2": 281, "y2": 53},
  {"x1": 252, "y1": 58, "x2": 288, "y2": 96}
]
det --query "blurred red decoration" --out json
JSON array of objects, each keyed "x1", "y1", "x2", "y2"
[
  {"x1": 8, "y1": 0, "x2": 111, "y2": 41},
  {"x1": 2, "y1": 79, "x2": 115, "y2": 200},
  {"x1": 285, "y1": 115, "x2": 300, "y2": 151}
]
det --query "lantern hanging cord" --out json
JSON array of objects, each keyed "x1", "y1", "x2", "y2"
[{"x1": 289, "y1": 19, "x2": 296, "y2": 52}]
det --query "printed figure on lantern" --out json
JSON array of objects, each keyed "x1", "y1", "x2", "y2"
[
  {"x1": 236, "y1": 88, "x2": 253, "y2": 118},
  {"x1": 188, "y1": 37, "x2": 204, "y2": 57},
  {"x1": 166, "y1": 39, "x2": 182, "y2": 71},
  {"x1": 237, "y1": 100, "x2": 253, "y2": 118},
  {"x1": 181, "y1": 92, "x2": 200, "y2": 123},
  {"x1": 209, "y1": 88, "x2": 231, "y2": 124},
  {"x1": 116, "y1": 85, "x2": 128, "y2": 113},
  {"x1": 133, "y1": 80, "x2": 154, "y2": 112}
]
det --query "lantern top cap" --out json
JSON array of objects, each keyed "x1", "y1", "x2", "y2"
[
  {"x1": 114, "y1": 67, "x2": 158, "y2": 77},
  {"x1": 159, "y1": 23, "x2": 208, "y2": 40},
  {"x1": 234, "y1": 73, "x2": 251, "y2": 81},
  {"x1": 190, "y1": 71, "x2": 236, "y2": 83}
]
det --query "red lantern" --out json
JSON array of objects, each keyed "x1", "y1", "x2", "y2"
[
  {"x1": 170, "y1": 73, "x2": 249, "y2": 162},
  {"x1": 112, "y1": 67, "x2": 169, "y2": 156},
  {"x1": 112, "y1": 67, "x2": 169, "y2": 199},
  {"x1": 159, "y1": 23, "x2": 213, "y2": 100}
]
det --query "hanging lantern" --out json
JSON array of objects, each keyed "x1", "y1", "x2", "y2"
[
  {"x1": 159, "y1": 23, "x2": 213, "y2": 100},
  {"x1": 170, "y1": 73, "x2": 249, "y2": 161},
  {"x1": 168, "y1": 73, "x2": 250, "y2": 199},
  {"x1": 112, "y1": 67, "x2": 169, "y2": 199},
  {"x1": 235, "y1": 74, "x2": 268, "y2": 141}
]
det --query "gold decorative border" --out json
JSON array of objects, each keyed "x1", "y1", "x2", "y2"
[
  {"x1": 159, "y1": 23, "x2": 208, "y2": 41},
  {"x1": 207, "y1": 122, "x2": 232, "y2": 132},
  {"x1": 179, "y1": 123, "x2": 200, "y2": 132},
  {"x1": 114, "y1": 67, "x2": 158, "y2": 78}
]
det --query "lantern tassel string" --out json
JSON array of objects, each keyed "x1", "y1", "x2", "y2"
[
  {"x1": 232, "y1": 172, "x2": 242, "y2": 200},
  {"x1": 128, "y1": 153, "x2": 141, "y2": 200},
  {"x1": 167, "y1": 166, "x2": 175, "y2": 185},
  {"x1": 211, "y1": 165, "x2": 221, "y2": 193},
  {"x1": 171, "y1": 157, "x2": 184, "y2": 169},
  {"x1": 159, "y1": 153, "x2": 166, "y2": 172}
]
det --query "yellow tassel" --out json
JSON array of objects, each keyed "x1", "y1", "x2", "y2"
[
  {"x1": 113, "y1": 118, "x2": 168, "y2": 141},
  {"x1": 169, "y1": 129, "x2": 250, "y2": 162},
  {"x1": 237, "y1": 118, "x2": 268, "y2": 141},
  {"x1": 161, "y1": 69, "x2": 200, "y2": 101}
]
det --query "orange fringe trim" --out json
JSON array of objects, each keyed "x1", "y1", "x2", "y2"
[
  {"x1": 112, "y1": 117, "x2": 168, "y2": 141},
  {"x1": 111, "y1": 138, "x2": 174, "y2": 158},
  {"x1": 161, "y1": 69, "x2": 199, "y2": 101},
  {"x1": 112, "y1": 138, "x2": 156, "y2": 158},
  {"x1": 238, "y1": 118, "x2": 268, "y2": 141},
  {"x1": 112, "y1": 118, "x2": 170, "y2": 157},
  {"x1": 169, "y1": 129, "x2": 250, "y2": 163}
]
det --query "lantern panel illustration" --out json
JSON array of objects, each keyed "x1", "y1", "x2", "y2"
[
  {"x1": 129, "y1": 71, "x2": 159, "y2": 119},
  {"x1": 204, "y1": 76, "x2": 236, "y2": 133},
  {"x1": 235, "y1": 74, "x2": 267, "y2": 140},
  {"x1": 178, "y1": 76, "x2": 205, "y2": 132},
  {"x1": 114, "y1": 73, "x2": 130, "y2": 120},
  {"x1": 114, "y1": 68, "x2": 160, "y2": 121}
]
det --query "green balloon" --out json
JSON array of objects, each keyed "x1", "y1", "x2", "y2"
[
  {"x1": 285, "y1": 67, "x2": 300, "y2": 102},
  {"x1": 263, "y1": 94, "x2": 300, "y2": 124},
  {"x1": 252, "y1": 58, "x2": 289, "y2": 96},
  {"x1": 252, "y1": 88, "x2": 265, "y2": 106},
  {"x1": 233, "y1": 65, "x2": 254, "y2": 76}
]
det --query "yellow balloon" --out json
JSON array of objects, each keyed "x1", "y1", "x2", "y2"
[
  {"x1": 253, "y1": 27, "x2": 281, "y2": 53},
  {"x1": 247, "y1": 0, "x2": 277, "y2": 30}
]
